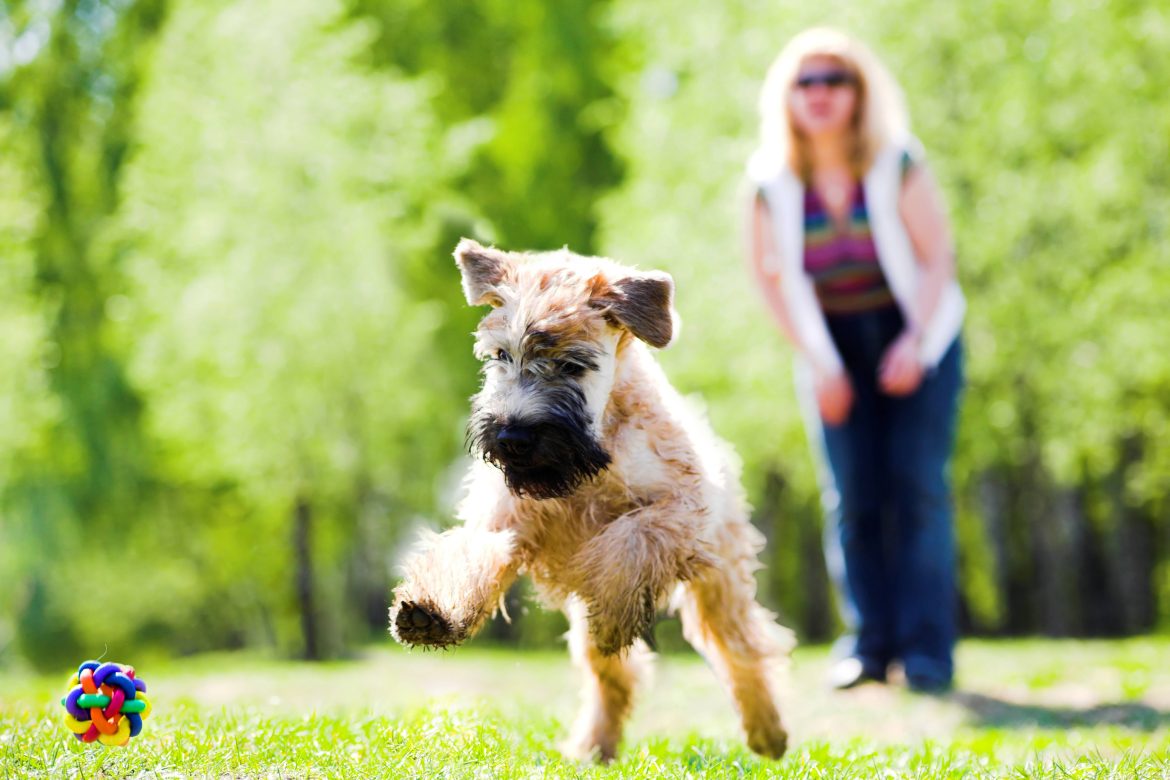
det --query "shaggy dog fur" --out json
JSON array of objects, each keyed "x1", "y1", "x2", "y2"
[{"x1": 389, "y1": 239, "x2": 793, "y2": 761}]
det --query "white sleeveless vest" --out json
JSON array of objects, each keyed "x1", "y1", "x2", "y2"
[{"x1": 748, "y1": 138, "x2": 965, "y2": 374}]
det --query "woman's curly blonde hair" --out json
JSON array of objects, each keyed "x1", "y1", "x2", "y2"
[{"x1": 758, "y1": 27, "x2": 909, "y2": 181}]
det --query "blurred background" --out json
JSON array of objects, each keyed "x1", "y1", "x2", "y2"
[{"x1": 0, "y1": 0, "x2": 1167, "y2": 671}]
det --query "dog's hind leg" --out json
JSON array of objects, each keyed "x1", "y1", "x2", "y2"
[
  {"x1": 390, "y1": 525, "x2": 519, "y2": 649},
  {"x1": 562, "y1": 597, "x2": 651, "y2": 763},
  {"x1": 674, "y1": 523, "x2": 793, "y2": 759}
]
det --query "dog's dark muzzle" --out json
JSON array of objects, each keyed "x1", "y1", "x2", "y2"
[
  {"x1": 493, "y1": 424, "x2": 540, "y2": 463},
  {"x1": 486, "y1": 421, "x2": 569, "y2": 472},
  {"x1": 475, "y1": 415, "x2": 611, "y2": 499}
]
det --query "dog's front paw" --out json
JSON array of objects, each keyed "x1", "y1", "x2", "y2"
[{"x1": 390, "y1": 600, "x2": 464, "y2": 649}]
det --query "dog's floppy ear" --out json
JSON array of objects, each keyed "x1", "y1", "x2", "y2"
[
  {"x1": 454, "y1": 238, "x2": 511, "y2": 306},
  {"x1": 603, "y1": 271, "x2": 676, "y2": 349}
]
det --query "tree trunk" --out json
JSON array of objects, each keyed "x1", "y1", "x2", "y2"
[
  {"x1": 1101, "y1": 436, "x2": 1155, "y2": 633},
  {"x1": 345, "y1": 484, "x2": 393, "y2": 637},
  {"x1": 977, "y1": 471, "x2": 1011, "y2": 633},
  {"x1": 799, "y1": 502, "x2": 834, "y2": 643},
  {"x1": 294, "y1": 495, "x2": 320, "y2": 660},
  {"x1": 755, "y1": 468, "x2": 834, "y2": 642},
  {"x1": 1038, "y1": 486, "x2": 1088, "y2": 635}
]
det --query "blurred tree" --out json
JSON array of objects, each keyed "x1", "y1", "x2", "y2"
[
  {"x1": 113, "y1": 0, "x2": 471, "y2": 659},
  {"x1": 0, "y1": 0, "x2": 169, "y2": 668},
  {"x1": 0, "y1": 117, "x2": 57, "y2": 660},
  {"x1": 349, "y1": 0, "x2": 624, "y2": 253}
]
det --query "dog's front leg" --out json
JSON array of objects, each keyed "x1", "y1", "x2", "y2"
[
  {"x1": 390, "y1": 525, "x2": 519, "y2": 649},
  {"x1": 568, "y1": 502, "x2": 712, "y2": 655}
]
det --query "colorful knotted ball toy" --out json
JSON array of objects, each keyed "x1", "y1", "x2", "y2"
[{"x1": 60, "y1": 661, "x2": 151, "y2": 746}]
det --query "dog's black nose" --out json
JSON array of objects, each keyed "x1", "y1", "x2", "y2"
[{"x1": 496, "y1": 425, "x2": 538, "y2": 458}]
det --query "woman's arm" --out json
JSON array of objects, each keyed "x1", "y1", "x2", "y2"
[
  {"x1": 747, "y1": 189, "x2": 853, "y2": 424},
  {"x1": 746, "y1": 190, "x2": 800, "y2": 346},
  {"x1": 898, "y1": 163, "x2": 957, "y2": 336},
  {"x1": 878, "y1": 162, "x2": 957, "y2": 395}
]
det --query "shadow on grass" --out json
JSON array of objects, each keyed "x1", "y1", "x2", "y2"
[{"x1": 953, "y1": 691, "x2": 1170, "y2": 731}]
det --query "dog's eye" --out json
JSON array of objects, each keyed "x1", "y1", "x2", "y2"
[
  {"x1": 559, "y1": 361, "x2": 586, "y2": 377},
  {"x1": 492, "y1": 349, "x2": 512, "y2": 364}
]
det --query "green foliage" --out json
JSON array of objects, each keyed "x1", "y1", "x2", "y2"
[
  {"x1": 0, "y1": 118, "x2": 56, "y2": 655},
  {"x1": 110, "y1": 0, "x2": 478, "y2": 657},
  {"x1": 1, "y1": 0, "x2": 1168, "y2": 664},
  {"x1": 118, "y1": 0, "x2": 453, "y2": 507},
  {"x1": 351, "y1": 0, "x2": 624, "y2": 252},
  {"x1": 0, "y1": 0, "x2": 168, "y2": 667}
]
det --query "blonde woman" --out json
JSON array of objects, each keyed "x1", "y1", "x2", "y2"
[{"x1": 747, "y1": 28, "x2": 964, "y2": 692}]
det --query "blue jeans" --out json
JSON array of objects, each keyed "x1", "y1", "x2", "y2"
[{"x1": 808, "y1": 306, "x2": 963, "y2": 685}]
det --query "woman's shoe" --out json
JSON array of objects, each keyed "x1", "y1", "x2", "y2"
[{"x1": 827, "y1": 657, "x2": 886, "y2": 690}]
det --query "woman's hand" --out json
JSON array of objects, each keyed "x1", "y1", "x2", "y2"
[
  {"x1": 816, "y1": 368, "x2": 854, "y2": 425},
  {"x1": 879, "y1": 329, "x2": 925, "y2": 396}
]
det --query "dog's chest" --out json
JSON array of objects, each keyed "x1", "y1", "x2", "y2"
[
  {"x1": 526, "y1": 470, "x2": 644, "y2": 553},
  {"x1": 519, "y1": 420, "x2": 691, "y2": 599},
  {"x1": 605, "y1": 420, "x2": 679, "y2": 497},
  {"x1": 571, "y1": 470, "x2": 646, "y2": 520}
]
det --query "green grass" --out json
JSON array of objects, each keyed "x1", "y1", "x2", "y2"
[{"x1": 2, "y1": 638, "x2": 1169, "y2": 778}]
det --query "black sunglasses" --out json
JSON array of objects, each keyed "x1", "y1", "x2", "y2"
[{"x1": 795, "y1": 71, "x2": 856, "y2": 89}]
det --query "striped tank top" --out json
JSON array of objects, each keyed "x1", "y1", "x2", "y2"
[{"x1": 802, "y1": 153, "x2": 917, "y2": 315}]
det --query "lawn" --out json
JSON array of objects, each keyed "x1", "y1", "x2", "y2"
[{"x1": 2, "y1": 637, "x2": 1168, "y2": 778}]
